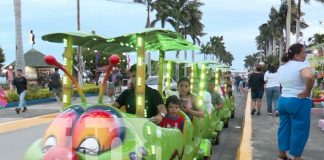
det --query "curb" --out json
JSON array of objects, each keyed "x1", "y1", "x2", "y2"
[
  {"x1": 5, "y1": 93, "x2": 98, "y2": 108},
  {"x1": 6, "y1": 98, "x2": 57, "y2": 108},
  {"x1": 0, "y1": 113, "x2": 58, "y2": 134},
  {"x1": 236, "y1": 90, "x2": 252, "y2": 160}
]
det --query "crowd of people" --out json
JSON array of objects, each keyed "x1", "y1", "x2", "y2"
[
  {"x1": 109, "y1": 64, "x2": 229, "y2": 131},
  {"x1": 235, "y1": 43, "x2": 314, "y2": 160}
]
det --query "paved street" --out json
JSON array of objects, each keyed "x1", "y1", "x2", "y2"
[
  {"x1": 0, "y1": 124, "x2": 48, "y2": 160},
  {"x1": 1, "y1": 92, "x2": 323, "y2": 160},
  {"x1": 0, "y1": 96, "x2": 112, "y2": 123},
  {"x1": 0, "y1": 93, "x2": 245, "y2": 160},
  {"x1": 213, "y1": 91, "x2": 246, "y2": 160}
]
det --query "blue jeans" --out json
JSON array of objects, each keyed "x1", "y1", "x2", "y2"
[
  {"x1": 277, "y1": 97, "x2": 311, "y2": 157},
  {"x1": 265, "y1": 86, "x2": 280, "y2": 113},
  {"x1": 17, "y1": 90, "x2": 27, "y2": 109}
]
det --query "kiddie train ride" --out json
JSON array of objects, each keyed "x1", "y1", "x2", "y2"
[{"x1": 24, "y1": 29, "x2": 234, "y2": 160}]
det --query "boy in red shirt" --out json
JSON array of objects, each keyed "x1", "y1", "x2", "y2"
[{"x1": 159, "y1": 95, "x2": 184, "y2": 131}]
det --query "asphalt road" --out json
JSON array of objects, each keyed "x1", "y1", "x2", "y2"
[
  {"x1": 212, "y1": 91, "x2": 246, "y2": 160},
  {"x1": 0, "y1": 124, "x2": 49, "y2": 160},
  {"x1": 0, "y1": 93, "x2": 246, "y2": 160}
]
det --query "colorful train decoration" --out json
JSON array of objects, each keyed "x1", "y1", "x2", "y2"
[{"x1": 24, "y1": 29, "x2": 235, "y2": 160}]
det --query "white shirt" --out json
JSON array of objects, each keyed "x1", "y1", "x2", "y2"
[
  {"x1": 278, "y1": 61, "x2": 310, "y2": 97},
  {"x1": 264, "y1": 71, "x2": 280, "y2": 88},
  {"x1": 204, "y1": 91, "x2": 213, "y2": 115}
]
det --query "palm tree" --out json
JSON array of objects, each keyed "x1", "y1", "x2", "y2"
[
  {"x1": 151, "y1": 0, "x2": 204, "y2": 80},
  {"x1": 201, "y1": 36, "x2": 234, "y2": 66},
  {"x1": 295, "y1": 0, "x2": 324, "y2": 42},
  {"x1": 0, "y1": 47, "x2": 5, "y2": 69},
  {"x1": 151, "y1": 0, "x2": 169, "y2": 28},
  {"x1": 151, "y1": 0, "x2": 204, "y2": 44},
  {"x1": 256, "y1": 23, "x2": 271, "y2": 56},
  {"x1": 279, "y1": 0, "x2": 309, "y2": 51},
  {"x1": 244, "y1": 55, "x2": 257, "y2": 71},
  {"x1": 180, "y1": 1, "x2": 205, "y2": 61},
  {"x1": 256, "y1": 2, "x2": 309, "y2": 59},
  {"x1": 13, "y1": 0, "x2": 25, "y2": 73},
  {"x1": 134, "y1": 0, "x2": 155, "y2": 28},
  {"x1": 286, "y1": 0, "x2": 292, "y2": 52}
]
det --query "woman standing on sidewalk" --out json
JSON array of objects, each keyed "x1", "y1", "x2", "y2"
[
  {"x1": 264, "y1": 64, "x2": 281, "y2": 115},
  {"x1": 277, "y1": 43, "x2": 315, "y2": 160},
  {"x1": 248, "y1": 65, "x2": 265, "y2": 115}
]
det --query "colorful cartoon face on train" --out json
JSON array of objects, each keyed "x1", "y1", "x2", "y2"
[
  {"x1": 42, "y1": 105, "x2": 126, "y2": 159},
  {"x1": 25, "y1": 55, "x2": 188, "y2": 160}
]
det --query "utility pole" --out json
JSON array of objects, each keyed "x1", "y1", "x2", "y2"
[
  {"x1": 286, "y1": 0, "x2": 292, "y2": 52},
  {"x1": 77, "y1": 0, "x2": 83, "y2": 86},
  {"x1": 145, "y1": 2, "x2": 152, "y2": 76}
]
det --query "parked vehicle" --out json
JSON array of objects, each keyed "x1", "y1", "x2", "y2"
[{"x1": 146, "y1": 76, "x2": 177, "y2": 94}]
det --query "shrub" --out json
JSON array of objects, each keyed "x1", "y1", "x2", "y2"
[
  {"x1": 73, "y1": 85, "x2": 100, "y2": 95},
  {"x1": 7, "y1": 91, "x2": 19, "y2": 102},
  {"x1": 7, "y1": 85, "x2": 99, "y2": 103},
  {"x1": 8, "y1": 89, "x2": 51, "y2": 102}
]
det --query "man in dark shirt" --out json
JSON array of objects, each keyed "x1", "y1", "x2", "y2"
[
  {"x1": 50, "y1": 68, "x2": 62, "y2": 101},
  {"x1": 112, "y1": 64, "x2": 167, "y2": 124},
  {"x1": 248, "y1": 65, "x2": 265, "y2": 115},
  {"x1": 235, "y1": 75, "x2": 242, "y2": 93},
  {"x1": 12, "y1": 69, "x2": 27, "y2": 114}
]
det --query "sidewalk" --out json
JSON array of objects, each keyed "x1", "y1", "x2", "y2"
[
  {"x1": 251, "y1": 97, "x2": 324, "y2": 160},
  {"x1": 0, "y1": 96, "x2": 111, "y2": 123}
]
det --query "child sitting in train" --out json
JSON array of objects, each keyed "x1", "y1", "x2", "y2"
[
  {"x1": 159, "y1": 95, "x2": 185, "y2": 131},
  {"x1": 177, "y1": 77, "x2": 204, "y2": 120}
]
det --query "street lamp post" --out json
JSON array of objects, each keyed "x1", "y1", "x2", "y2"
[
  {"x1": 286, "y1": 0, "x2": 292, "y2": 53},
  {"x1": 76, "y1": 0, "x2": 83, "y2": 86}
]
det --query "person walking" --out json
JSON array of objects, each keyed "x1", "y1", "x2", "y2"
[
  {"x1": 0, "y1": 85, "x2": 8, "y2": 109},
  {"x1": 277, "y1": 43, "x2": 315, "y2": 160},
  {"x1": 234, "y1": 75, "x2": 242, "y2": 93},
  {"x1": 50, "y1": 68, "x2": 62, "y2": 101},
  {"x1": 264, "y1": 64, "x2": 281, "y2": 115},
  {"x1": 12, "y1": 69, "x2": 27, "y2": 114},
  {"x1": 248, "y1": 65, "x2": 265, "y2": 115}
]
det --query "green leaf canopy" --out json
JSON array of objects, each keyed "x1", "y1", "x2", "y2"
[{"x1": 42, "y1": 28, "x2": 199, "y2": 54}]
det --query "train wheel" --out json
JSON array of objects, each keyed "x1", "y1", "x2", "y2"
[
  {"x1": 231, "y1": 110, "x2": 235, "y2": 118},
  {"x1": 212, "y1": 132, "x2": 220, "y2": 145},
  {"x1": 224, "y1": 118, "x2": 229, "y2": 128}
]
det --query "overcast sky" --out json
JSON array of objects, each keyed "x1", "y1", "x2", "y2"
[{"x1": 0, "y1": 0, "x2": 323, "y2": 71}]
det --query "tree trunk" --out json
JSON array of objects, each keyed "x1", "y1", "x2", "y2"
[
  {"x1": 268, "y1": 40, "x2": 272, "y2": 56},
  {"x1": 13, "y1": 0, "x2": 25, "y2": 73},
  {"x1": 145, "y1": 4, "x2": 151, "y2": 28},
  {"x1": 296, "y1": 0, "x2": 301, "y2": 43},
  {"x1": 272, "y1": 37, "x2": 276, "y2": 55},
  {"x1": 286, "y1": 0, "x2": 292, "y2": 52},
  {"x1": 279, "y1": 36, "x2": 284, "y2": 59}
]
